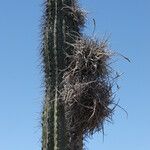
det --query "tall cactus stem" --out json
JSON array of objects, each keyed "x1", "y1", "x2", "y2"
[{"x1": 41, "y1": 0, "x2": 85, "y2": 149}]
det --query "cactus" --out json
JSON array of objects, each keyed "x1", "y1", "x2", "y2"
[
  {"x1": 41, "y1": 0, "x2": 85, "y2": 149},
  {"x1": 41, "y1": 0, "x2": 117, "y2": 150}
]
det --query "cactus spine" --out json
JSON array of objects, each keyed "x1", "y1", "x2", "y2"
[{"x1": 41, "y1": 0, "x2": 85, "y2": 149}]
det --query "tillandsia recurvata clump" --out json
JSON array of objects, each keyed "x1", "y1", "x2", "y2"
[
  {"x1": 60, "y1": 36, "x2": 118, "y2": 148},
  {"x1": 40, "y1": 0, "x2": 121, "y2": 150}
]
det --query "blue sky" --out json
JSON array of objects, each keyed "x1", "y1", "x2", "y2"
[{"x1": 0, "y1": 0, "x2": 150, "y2": 150}]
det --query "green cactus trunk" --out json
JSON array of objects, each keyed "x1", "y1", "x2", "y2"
[{"x1": 41, "y1": 0, "x2": 85, "y2": 149}]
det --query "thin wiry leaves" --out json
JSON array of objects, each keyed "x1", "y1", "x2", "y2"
[{"x1": 60, "y1": 36, "x2": 117, "y2": 137}]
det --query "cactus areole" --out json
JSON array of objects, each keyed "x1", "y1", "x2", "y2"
[{"x1": 41, "y1": 0, "x2": 116, "y2": 150}]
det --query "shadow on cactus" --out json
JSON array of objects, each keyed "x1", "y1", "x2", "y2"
[{"x1": 60, "y1": 35, "x2": 118, "y2": 137}]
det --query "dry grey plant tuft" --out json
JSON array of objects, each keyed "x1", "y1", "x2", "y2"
[{"x1": 59, "y1": 36, "x2": 119, "y2": 142}]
